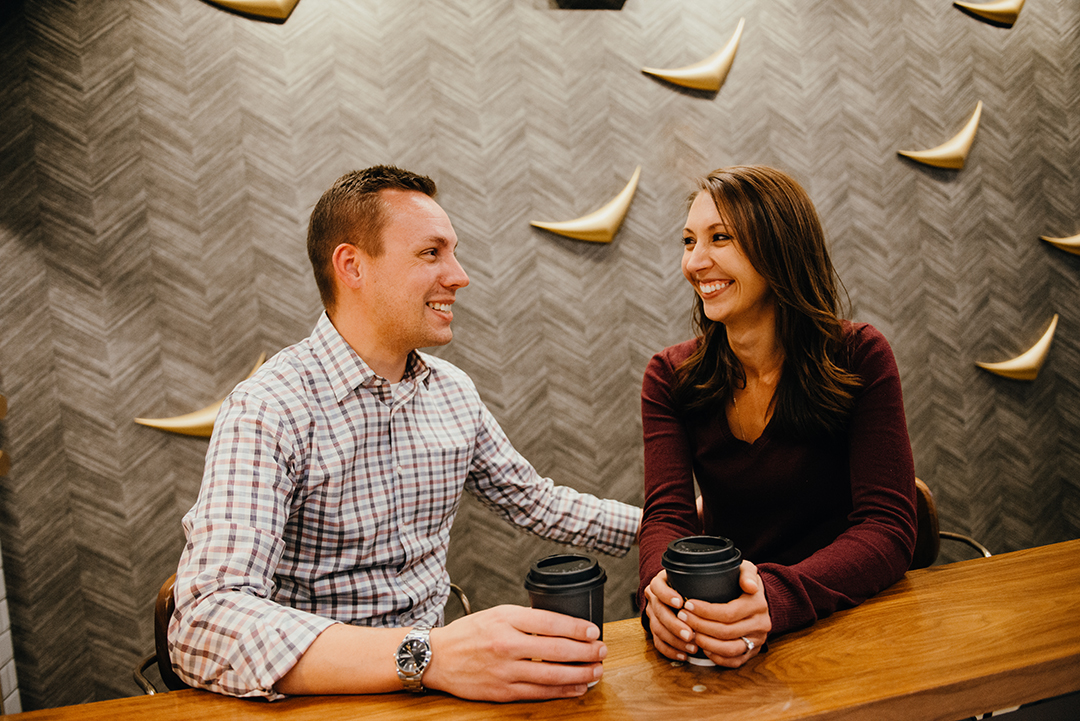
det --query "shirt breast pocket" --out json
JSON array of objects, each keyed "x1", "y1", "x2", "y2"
[{"x1": 401, "y1": 442, "x2": 473, "y2": 538}]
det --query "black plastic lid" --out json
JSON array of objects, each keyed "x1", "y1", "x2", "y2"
[
  {"x1": 662, "y1": 535, "x2": 740, "y2": 567},
  {"x1": 525, "y1": 553, "x2": 605, "y2": 591}
]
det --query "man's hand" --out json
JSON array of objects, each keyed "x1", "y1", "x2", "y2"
[
  {"x1": 643, "y1": 561, "x2": 770, "y2": 668},
  {"x1": 423, "y1": 605, "x2": 605, "y2": 702}
]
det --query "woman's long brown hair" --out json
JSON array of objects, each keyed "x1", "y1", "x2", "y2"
[{"x1": 673, "y1": 165, "x2": 860, "y2": 439}]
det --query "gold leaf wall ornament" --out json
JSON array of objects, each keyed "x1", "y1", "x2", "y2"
[
  {"x1": 954, "y1": 0, "x2": 1025, "y2": 28},
  {"x1": 1041, "y1": 232, "x2": 1080, "y2": 256},
  {"x1": 203, "y1": 0, "x2": 300, "y2": 22},
  {"x1": 530, "y1": 166, "x2": 641, "y2": 243},
  {"x1": 134, "y1": 352, "x2": 266, "y2": 437},
  {"x1": 975, "y1": 314, "x2": 1059, "y2": 381},
  {"x1": 641, "y1": 18, "x2": 745, "y2": 92},
  {"x1": 898, "y1": 100, "x2": 983, "y2": 170}
]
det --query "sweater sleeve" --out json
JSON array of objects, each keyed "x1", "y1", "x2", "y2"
[
  {"x1": 637, "y1": 345, "x2": 701, "y2": 612},
  {"x1": 756, "y1": 324, "x2": 917, "y2": 635}
]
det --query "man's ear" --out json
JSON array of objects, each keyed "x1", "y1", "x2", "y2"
[{"x1": 332, "y1": 243, "x2": 364, "y2": 292}]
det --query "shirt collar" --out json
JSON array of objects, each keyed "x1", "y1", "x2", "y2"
[{"x1": 311, "y1": 312, "x2": 431, "y2": 403}]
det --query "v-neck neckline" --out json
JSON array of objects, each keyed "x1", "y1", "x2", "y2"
[{"x1": 728, "y1": 413, "x2": 772, "y2": 450}]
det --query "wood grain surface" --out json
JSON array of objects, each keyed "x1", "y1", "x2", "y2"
[{"x1": 7, "y1": 540, "x2": 1079, "y2": 721}]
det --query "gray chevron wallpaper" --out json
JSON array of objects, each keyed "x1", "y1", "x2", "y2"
[{"x1": 1, "y1": 0, "x2": 1078, "y2": 709}]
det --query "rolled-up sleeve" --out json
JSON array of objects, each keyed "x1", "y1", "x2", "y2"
[{"x1": 169, "y1": 391, "x2": 336, "y2": 699}]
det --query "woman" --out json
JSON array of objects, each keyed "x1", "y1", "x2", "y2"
[{"x1": 638, "y1": 165, "x2": 917, "y2": 667}]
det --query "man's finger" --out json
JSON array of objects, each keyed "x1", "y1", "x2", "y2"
[{"x1": 505, "y1": 606, "x2": 601, "y2": 642}]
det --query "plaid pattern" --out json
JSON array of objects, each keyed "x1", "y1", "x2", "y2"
[{"x1": 169, "y1": 313, "x2": 640, "y2": 698}]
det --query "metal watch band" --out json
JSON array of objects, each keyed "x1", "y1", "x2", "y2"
[{"x1": 395, "y1": 625, "x2": 433, "y2": 693}]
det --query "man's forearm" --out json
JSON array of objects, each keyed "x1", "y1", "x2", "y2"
[{"x1": 275, "y1": 624, "x2": 407, "y2": 695}]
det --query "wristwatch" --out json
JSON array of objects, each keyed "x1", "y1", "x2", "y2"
[{"x1": 395, "y1": 625, "x2": 433, "y2": 692}]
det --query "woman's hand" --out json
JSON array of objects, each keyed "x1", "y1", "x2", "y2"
[{"x1": 643, "y1": 561, "x2": 771, "y2": 668}]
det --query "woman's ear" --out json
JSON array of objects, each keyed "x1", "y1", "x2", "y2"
[{"x1": 332, "y1": 243, "x2": 364, "y2": 292}]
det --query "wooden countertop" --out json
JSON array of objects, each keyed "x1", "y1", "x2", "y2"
[{"x1": 10, "y1": 538, "x2": 1080, "y2": 721}]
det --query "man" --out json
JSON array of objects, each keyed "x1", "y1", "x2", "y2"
[{"x1": 169, "y1": 166, "x2": 641, "y2": 702}]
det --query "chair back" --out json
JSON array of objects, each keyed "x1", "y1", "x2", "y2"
[
  {"x1": 911, "y1": 478, "x2": 941, "y2": 569},
  {"x1": 154, "y1": 574, "x2": 189, "y2": 691}
]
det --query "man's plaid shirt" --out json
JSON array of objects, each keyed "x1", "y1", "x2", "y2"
[{"x1": 169, "y1": 313, "x2": 640, "y2": 698}]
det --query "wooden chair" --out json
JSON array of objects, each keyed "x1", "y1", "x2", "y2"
[
  {"x1": 132, "y1": 574, "x2": 472, "y2": 694},
  {"x1": 911, "y1": 478, "x2": 992, "y2": 569},
  {"x1": 448, "y1": 582, "x2": 473, "y2": 618},
  {"x1": 133, "y1": 574, "x2": 188, "y2": 694}
]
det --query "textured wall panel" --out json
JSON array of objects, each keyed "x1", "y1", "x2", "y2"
[{"x1": 0, "y1": 0, "x2": 1078, "y2": 708}]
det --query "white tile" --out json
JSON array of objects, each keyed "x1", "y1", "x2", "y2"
[
  {"x1": 0, "y1": 658, "x2": 16, "y2": 698},
  {"x1": 3, "y1": 688, "x2": 21, "y2": 715},
  {"x1": 0, "y1": 632, "x2": 11, "y2": 667}
]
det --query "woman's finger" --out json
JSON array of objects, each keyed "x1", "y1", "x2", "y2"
[{"x1": 644, "y1": 592, "x2": 697, "y2": 659}]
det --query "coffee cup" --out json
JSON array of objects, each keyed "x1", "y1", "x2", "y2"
[
  {"x1": 661, "y1": 535, "x2": 742, "y2": 666},
  {"x1": 525, "y1": 553, "x2": 606, "y2": 639}
]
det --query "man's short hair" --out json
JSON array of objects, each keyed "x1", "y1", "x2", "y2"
[{"x1": 307, "y1": 165, "x2": 438, "y2": 311}]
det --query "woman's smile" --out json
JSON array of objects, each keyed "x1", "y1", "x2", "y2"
[{"x1": 697, "y1": 279, "x2": 733, "y2": 297}]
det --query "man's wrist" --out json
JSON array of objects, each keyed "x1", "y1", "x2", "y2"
[{"x1": 395, "y1": 625, "x2": 433, "y2": 692}]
